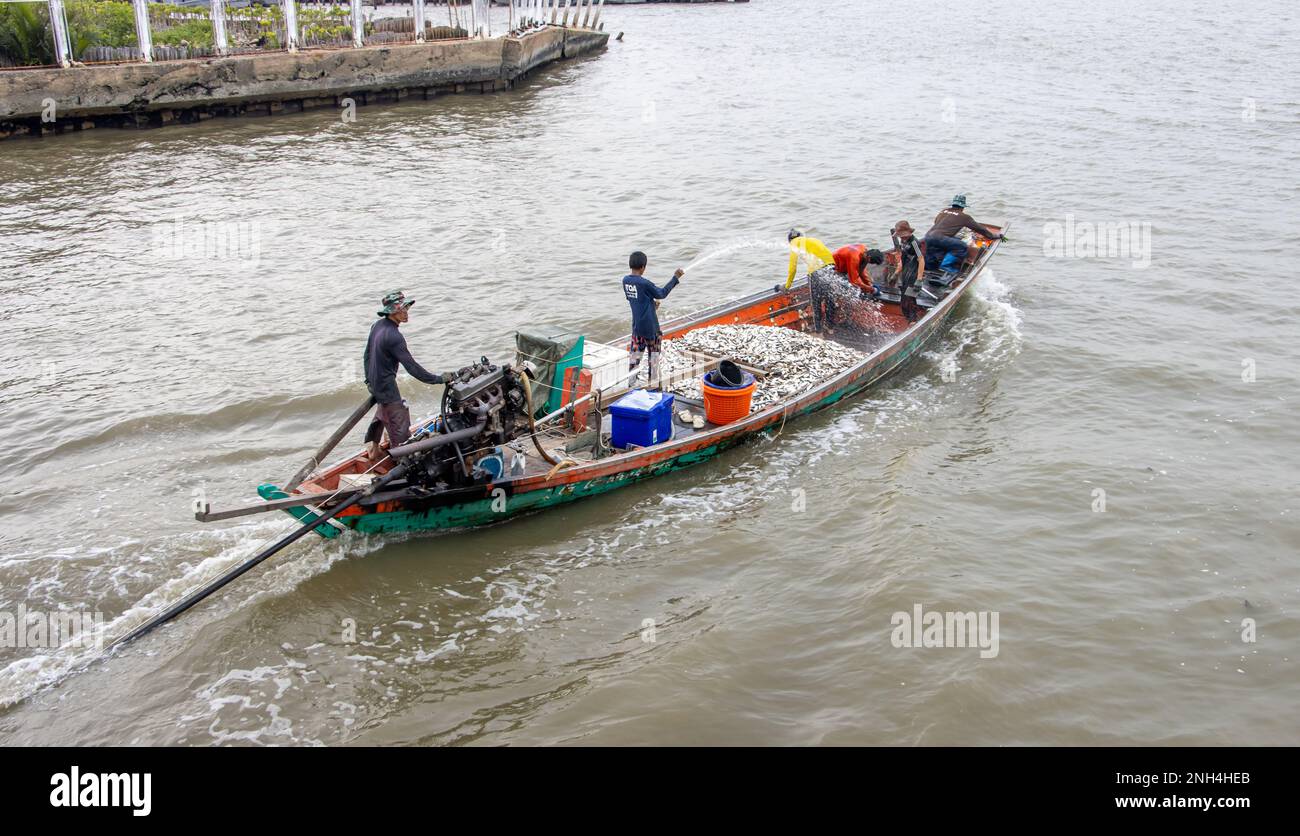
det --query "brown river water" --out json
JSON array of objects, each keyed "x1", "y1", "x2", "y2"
[{"x1": 1, "y1": 0, "x2": 1297, "y2": 745}]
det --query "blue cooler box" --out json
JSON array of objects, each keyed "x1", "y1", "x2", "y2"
[{"x1": 609, "y1": 390, "x2": 676, "y2": 449}]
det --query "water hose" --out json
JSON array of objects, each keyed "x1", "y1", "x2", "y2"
[
  {"x1": 545, "y1": 459, "x2": 578, "y2": 480},
  {"x1": 522, "y1": 372, "x2": 561, "y2": 466}
]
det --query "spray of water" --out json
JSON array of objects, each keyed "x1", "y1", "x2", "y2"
[{"x1": 681, "y1": 237, "x2": 795, "y2": 275}]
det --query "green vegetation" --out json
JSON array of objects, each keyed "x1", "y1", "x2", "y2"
[
  {"x1": 301, "y1": 6, "x2": 354, "y2": 44},
  {"x1": 152, "y1": 19, "x2": 214, "y2": 48},
  {"x1": 0, "y1": 2, "x2": 358, "y2": 65},
  {"x1": 0, "y1": 4, "x2": 55, "y2": 66},
  {"x1": 66, "y1": 1, "x2": 138, "y2": 54}
]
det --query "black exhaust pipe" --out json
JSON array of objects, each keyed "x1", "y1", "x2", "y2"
[{"x1": 386, "y1": 418, "x2": 487, "y2": 458}]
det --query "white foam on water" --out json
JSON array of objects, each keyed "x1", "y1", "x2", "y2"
[
  {"x1": 482, "y1": 575, "x2": 552, "y2": 627},
  {"x1": 401, "y1": 637, "x2": 461, "y2": 665},
  {"x1": 0, "y1": 517, "x2": 386, "y2": 709},
  {"x1": 176, "y1": 661, "x2": 337, "y2": 746},
  {"x1": 933, "y1": 267, "x2": 1024, "y2": 370}
]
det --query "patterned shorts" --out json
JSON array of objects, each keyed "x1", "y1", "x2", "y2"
[{"x1": 629, "y1": 335, "x2": 662, "y2": 354}]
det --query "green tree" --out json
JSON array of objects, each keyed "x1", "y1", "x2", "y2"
[{"x1": 0, "y1": 4, "x2": 56, "y2": 67}]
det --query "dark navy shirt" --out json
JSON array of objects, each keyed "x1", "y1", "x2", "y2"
[
  {"x1": 622, "y1": 273, "x2": 679, "y2": 338},
  {"x1": 363, "y1": 317, "x2": 443, "y2": 404}
]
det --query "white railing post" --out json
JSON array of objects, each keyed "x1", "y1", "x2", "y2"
[
  {"x1": 560, "y1": 0, "x2": 573, "y2": 28},
  {"x1": 413, "y1": 0, "x2": 426, "y2": 42},
  {"x1": 46, "y1": 0, "x2": 73, "y2": 66},
  {"x1": 351, "y1": 0, "x2": 364, "y2": 48},
  {"x1": 508, "y1": 0, "x2": 515, "y2": 33},
  {"x1": 211, "y1": 0, "x2": 229, "y2": 56},
  {"x1": 478, "y1": 0, "x2": 486, "y2": 38},
  {"x1": 580, "y1": 0, "x2": 592, "y2": 29},
  {"x1": 281, "y1": 0, "x2": 299, "y2": 52},
  {"x1": 590, "y1": 0, "x2": 605, "y2": 31},
  {"x1": 47, "y1": 0, "x2": 73, "y2": 67},
  {"x1": 130, "y1": 0, "x2": 152, "y2": 62}
]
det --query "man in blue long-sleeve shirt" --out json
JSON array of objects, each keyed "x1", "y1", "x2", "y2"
[
  {"x1": 622, "y1": 251, "x2": 684, "y2": 388},
  {"x1": 363, "y1": 290, "x2": 454, "y2": 458}
]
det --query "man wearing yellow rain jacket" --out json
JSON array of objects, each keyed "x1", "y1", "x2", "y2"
[{"x1": 784, "y1": 228, "x2": 834, "y2": 289}]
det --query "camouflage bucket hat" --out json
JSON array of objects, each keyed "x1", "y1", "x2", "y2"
[
  {"x1": 378, "y1": 290, "x2": 415, "y2": 316},
  {"x1": 951, "y1": 194, "x2": 968, "y2": 208}
]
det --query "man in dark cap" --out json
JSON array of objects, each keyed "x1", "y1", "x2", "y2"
[
  {"x1": 363, "y1": 290, "x2": 455, "y2": 458},
  {"x1": 923, "y1": 194, "x2": 1003, "y2": 275}
]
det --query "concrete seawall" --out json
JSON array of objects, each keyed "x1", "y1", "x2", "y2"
[{"x1": 1, "y1": 27, "x2": 608, "y2": 139}]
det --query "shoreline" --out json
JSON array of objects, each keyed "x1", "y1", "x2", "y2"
[{"x1": 0, "y1": 25, "x2": 608, "y2": 140}]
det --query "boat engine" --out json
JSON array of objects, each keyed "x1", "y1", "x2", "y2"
[{"x1": 389, "y1": 358, "x2": 535, "y2": 490}]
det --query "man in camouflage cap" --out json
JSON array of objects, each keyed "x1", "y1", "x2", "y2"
[{"x1": 363, "y1": 290, "x2": 455, "y2": 458}]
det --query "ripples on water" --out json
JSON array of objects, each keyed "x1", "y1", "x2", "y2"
[{"x1": 0, "y1": 0, "x2": 1297, "y2": 744}]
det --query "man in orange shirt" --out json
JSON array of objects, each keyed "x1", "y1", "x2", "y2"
[
  {"x1": 810, "y1": 245, "x2": 882, "y2": 332},
  {"x1": 833, "y1": 244, "x2": 883, "y2": 294}
]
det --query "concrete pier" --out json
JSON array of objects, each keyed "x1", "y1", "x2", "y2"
[{"x1": 0, "y1": 26, "x2": 608, "y2": 139}]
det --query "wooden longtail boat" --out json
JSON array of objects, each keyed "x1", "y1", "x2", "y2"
[{"x1": 202, "y1": 227, "x2": 1005, "y2": 537}]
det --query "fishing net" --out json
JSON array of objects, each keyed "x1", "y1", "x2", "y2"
[{"x1": 807, "y1": 265, "x2": 900, "y2": 350}]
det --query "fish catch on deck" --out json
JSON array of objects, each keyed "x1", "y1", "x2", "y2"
[{"x1": 661, "y1": 324, "x2": 865, "y2": 412}]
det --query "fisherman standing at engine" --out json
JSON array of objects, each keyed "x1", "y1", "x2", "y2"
[
  {"x1": 363, "y1": 290, "x2": 455, "y2": 459},
  {"x1": 622, "y1": 251, "x2": 684, "y2": 389}
]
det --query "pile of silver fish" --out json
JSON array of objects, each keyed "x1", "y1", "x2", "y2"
[{"x1": 661, "y1": 324, "x2": 864, "y2": 412}]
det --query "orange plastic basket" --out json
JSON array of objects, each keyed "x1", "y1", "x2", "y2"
[{"x1": 701, "y1": 377, "x2": 757, "y2": 425}]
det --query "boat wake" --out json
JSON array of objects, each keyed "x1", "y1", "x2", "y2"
[
  {"x1": 0, "y1": 518, "x2": 384, "y2": 710},
  {"x1": 0, "y1": 269, "x2": 1023, "y2": 723},
  {"x1": 936, "y1": 267, "x2": 1024, "y2": 372}
]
